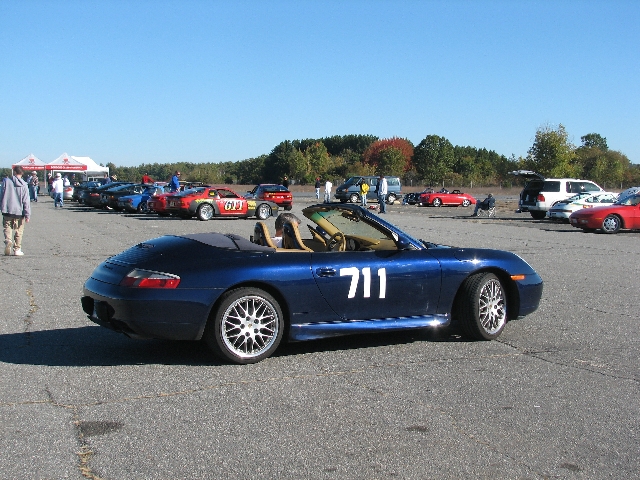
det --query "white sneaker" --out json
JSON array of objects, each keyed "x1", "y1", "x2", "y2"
[
  {"x1": 4, "y1": 241, "x2": 12, "y2": 256},
  {"x1": 13, "y1": 248, "x2": 24, "y2": 256}
]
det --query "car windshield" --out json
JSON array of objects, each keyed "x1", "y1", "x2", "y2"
[{"x1": 615, "y1": 194, "x2": 640, "y2": 206}]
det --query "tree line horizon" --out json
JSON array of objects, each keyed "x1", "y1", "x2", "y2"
[{"x1": 7, "y1": 125, "x2": 638, "y2": 190}]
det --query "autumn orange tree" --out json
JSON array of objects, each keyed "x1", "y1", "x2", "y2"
[{"x1": 363, "y1": 137, "x2": 414, "y2": 176}]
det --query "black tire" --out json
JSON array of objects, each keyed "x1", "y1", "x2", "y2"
[
  {"x1": 602, "y1": 214, "x2": 621, "y2": 234},
  {"x1": 529, "y1": 211, "x2": 546, "y2": 220},
  {"x1": 462, "y1": 199, "x2": 471, "y2": 207},
  {"x1": 453, "y1": 272, "x2": 507, "y2": 340},
  {"x1": 255, "y1": 203, "x2": 272, "y2": 220},
  {"x1": 197, "y1": 203, "x2": 214, "y2": 221},
  {"x1": 349, "y1": 193, "x2": 360, "y2": 203},
  {"x1": 203, "y1": 288, "x2": 284, "y2": 364},
  {"x1": 284, "y1": 205, "x2": 292, "y2": 211},
  {"x1": 386, "y1": 193, "x2": 396, "y2": 205},
  {"x1": 432, "y1": 198, "x2": 442, "y2": 207},
  {"x1": 137, "y1": 202, "x2": 148, "y2": 213}
]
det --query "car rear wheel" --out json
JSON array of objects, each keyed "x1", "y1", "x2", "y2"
[
  {"x1": 454, "y1": 272, "x2": 507, "y2": 340},
  {"x1": 256, "y1": 203, "x2": 272, "y2": 220},
  {"x1": 349, "y1": 193, "x2": 360, "y2": 203},
  {"x1": 137, "y1": 202, "x2": 148, "y2": 213},
  {"x1": 197, "y1": 203, "x2": 214, "y2": 221},
  {"x1": 432, "y1": 198, "x2": 442, "y2": 207},
  {"x1": 529, "y1": 211, "x2": 546, "y2": 220},
  {"x1": 602, "y1": 214, "x2": 621, "y2": 234},
  {"x1": 386, "y1": 193, "x2": 396, "y2": 204},
  {"x1": 204, "y1": 288, "x2": 284, "y2": 364},
  {"x1": 462, "y1": 199, "x2": 471, "y2": 207}
]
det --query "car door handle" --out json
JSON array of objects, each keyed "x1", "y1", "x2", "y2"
[{"x1": 316, "y1": 267, "x2": 336, "y2": 277}]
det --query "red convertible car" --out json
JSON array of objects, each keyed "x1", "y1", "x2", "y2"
[
  {"x1": 418, "y1": 189, "x2": 476, "y2": 207},
  {"x1": 569, "y1": 193, "x2": 640, "y2": 233},
  {"x1": 164, "y1": 186, "x2": 279, "y2": 221}
]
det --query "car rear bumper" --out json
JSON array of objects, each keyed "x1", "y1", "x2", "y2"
[{"x1": 82, "y1": 278, "x2": 221, "y2": 341}]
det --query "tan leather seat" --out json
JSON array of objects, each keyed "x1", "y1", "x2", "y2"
[
  {"x1": 253, "y1": 222, "x2": 277, "y2": 248},
  {"x1": 282, "y1": 222, "x2": 313, "y2": 251}
]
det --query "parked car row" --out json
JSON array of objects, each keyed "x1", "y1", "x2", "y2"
[{"x1": 71, "y1": 181, "x2": 284, "y2": 221}]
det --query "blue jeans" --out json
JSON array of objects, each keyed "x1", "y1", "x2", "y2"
[
  {"x1": 361, "y1": 193, "x2": 367, "y2": 206},
  {"x1": 378, "y1": 194, "x2": 387, "y2": 213},
  {"x1": 54, "y1": 192, "x2": 64, "y2": 207}
]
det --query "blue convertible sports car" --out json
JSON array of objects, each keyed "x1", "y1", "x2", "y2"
[{"x1": 82, "y1": 204, "x2": 543, "y2": 364}]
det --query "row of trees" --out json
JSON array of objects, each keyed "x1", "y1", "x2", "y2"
[{"x1": 7, "y1": 126, "x2": 635, "y2": 189}]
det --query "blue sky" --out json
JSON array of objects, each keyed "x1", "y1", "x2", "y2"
[{"x1": 1, "y1": 0, "x2": 638, "y2": 167}]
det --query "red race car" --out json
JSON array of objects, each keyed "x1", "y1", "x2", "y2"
[
  {"x1": 146, "y1": 191, "x2": 173, "y2": 216},
  {"x1": 418, "y1": 189, "x2": 476, "y2": 207},
  {"x1": 164, "y1": 186, "x2": 279, "y2": 221},
  {"x1": 246, "y1": 184, "x2": 293, "y2": 210},
  {"x1": 569, "y1": 193, "x2": 640, "y2": 233}
]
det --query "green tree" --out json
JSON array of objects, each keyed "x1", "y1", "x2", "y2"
[
  {"x1": 580, "y1": 133, "x2": 608, "y2": 151},
  {"x1": 304, "y1": 142, "x2": 330, "y2": 178},
  {"x1": 527, "y1": 124, "x2": 578, "y2": 177},
  {"x1": 413, "y1": 135, "x2": 455, "y2": 185},
  {"x1": 375, "y1": 147, "x2": 406, "y2": 176}
]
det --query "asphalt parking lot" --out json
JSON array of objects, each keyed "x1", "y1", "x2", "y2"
[{"x1": 1, "y1": 194, "x2": 638, "y2": 479}]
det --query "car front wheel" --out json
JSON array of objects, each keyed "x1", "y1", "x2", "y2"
[
  {"x1": 454, "y1": 272, "x2": 507, "y2": 340},
  {"x1": 386, "y1": 194, "x2": 396, "y2": 204},
  {"x1": 197, "y1": 204, "x2": 214, "y2": 221},
  {"x1": 255, "y1": 203, "x2": 272, "y2": 220},
  {"x1": 204, "y1": 288, "x2": 284, "y2": 364},
  {"x1": 602, "y1": 214, "x2": 621, "y2": 233},
  {"x1": 349, "y1": 193, "x2": 360, "y2": 203},
  {"x1": 462, "y1": 199, "x2": 471, "y2": 207},
  {"x1": 137, "y1": 202, "x2": 148, "y2": 213}
]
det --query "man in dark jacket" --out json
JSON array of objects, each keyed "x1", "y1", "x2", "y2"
[
  {"x1": 471, "y1": 193, "x2": 495, "y2": 216},
  {"x1": 1, "y1": 166, "x2": 31, "y2": 256}
]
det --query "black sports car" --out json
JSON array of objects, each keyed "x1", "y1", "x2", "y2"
[{"x1": 82, "y1": 204, "x2": 543, "y2": 364}]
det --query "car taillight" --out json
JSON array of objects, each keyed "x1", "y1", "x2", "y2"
[
  {"x1": 119, "y1": 269, "x2": 180, "y2": 289},
  {"x1": 537, "y1": 194, "x2": 545, "y2": 202}
]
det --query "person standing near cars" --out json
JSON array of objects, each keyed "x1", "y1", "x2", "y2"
[
  {"x1": 29, "y1": 171, "x2": 39, "y2": 202},
  {"x1": 142, "y1": 173, "x2": 153, "y2": 184},
  {"x1": 170, "y1": 171, "x2": 181, "y2": 192},
  {"x1": 324, "y1": 179, "x2": 333, "y2": 203},
  {"x1": 1, "y1": 166, "x2": 31, "y2": 256},
  {"x1": 376, "y1": 174, "x2": 388, "y2": 213},
  {"x1": 359, "y1": 179, "x2": 369, "y2": 207},
  {"x1": 315, "y1": 177, "x2": 321, "y2": 199},
  {"x1": 51, "y1": 173, "x2": 65, "y2": 208}
]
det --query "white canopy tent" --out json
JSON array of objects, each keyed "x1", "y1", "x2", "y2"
[
  {"x1": 46, "y1": 153, "x2": 109, "y2": 181},
  {"x1": 12, "y1": 153, "x2": 47, "y2": 171}
]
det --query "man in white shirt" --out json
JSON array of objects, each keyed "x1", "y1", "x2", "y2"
[
  {"x1": 324, "y1": 180, "x2": 333, "y2": 203},
  {"x1": 377, "y1": 175, "x2": 388, "y2": 213},
  {"x1": 51, "y1": 173, "x2": 65, "y2": 208},
  {"x1": 271, "y1": 213, "x2": 302, "y2": 248}
]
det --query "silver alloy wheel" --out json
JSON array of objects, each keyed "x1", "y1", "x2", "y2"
[
  {"x1": 221, "y1": 294, "x2": 280, "y2": 359},
  {"x1": 478, "y1": 278, "x2": 506, "y2": 335},
  {"x1": 602, "y1": 214, "x2": 621, "y2": 233},
  {"x1": 349, "y1": 193, "x2": 360, "y2": 203},
  {"x1": 432, "y1": 198, "x2": 442, "y2": 207},
  {"x1": 138, "y1": 201, "x2": 149, "y2": 213},
  {"x1": 256, "y1": 203, "x2": 271, "y2": 220},
  {"x1": 197, "y1": 203, "x2": 214, "y2": 221},
  {"x1": 462, "y1": 199, "x2": 470, "y2": 207}
]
